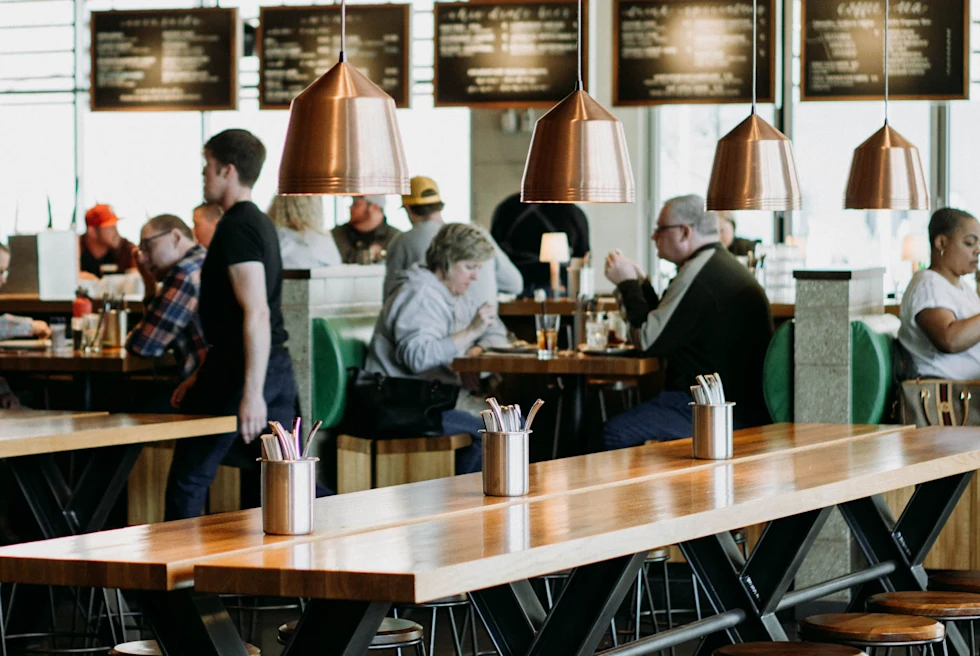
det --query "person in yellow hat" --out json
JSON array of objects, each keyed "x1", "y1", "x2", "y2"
[{"x1": 384, "y1": 176, "x2": 522, "y2": 307}]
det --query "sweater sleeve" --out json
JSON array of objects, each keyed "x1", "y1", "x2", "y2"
[
  {"x1": 617, "y1": 279, "x2": 660, "y2": 328},
  {"x1": 390, "y1": 288, "x2": 459, "y2": 374}
]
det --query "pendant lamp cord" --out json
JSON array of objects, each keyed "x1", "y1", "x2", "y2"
[
  {"x1": 883, "y1": 0, "x2": 889, "y2": 124},
  {"x1": 576, "y1": 0, "x2": 584, "y2": 90},
  {"x1": 750, "y1": 0, "x2": 757, "y2": 115},
  {"x1": 339, "y1": 0, "x2": 348, "y2": 63}
]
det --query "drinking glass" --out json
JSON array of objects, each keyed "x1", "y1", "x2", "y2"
[
  {"x1": 534, "y1": 314, "x2": 560, "y2": 360},
  {"x1": 585, "y1": 312, "x2": 608, "y2": 348},
  {"x1": 82, "y1": 313, "x2": 104, "y2": 353},
  {"x1": 49, "y1": 318, "x2": 67, "y2": 351}
]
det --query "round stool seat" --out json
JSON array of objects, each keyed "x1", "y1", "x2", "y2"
[
  {"x1": 110, "y1": 640, "x2": 259, "y2": 655},
  {"x1": 278, "y1": 617, "x2": 424, "y2": 648},
  {"x1": 416, "y1": 594, "x2": 469, "y2": 607},
  {"x1": 800, "y1": 613, "x2": 945, "y2": 645},
  {"x1": 588, "y1": 377, "x2": 639, "y2": 390},
  {"x1": 867, "y1": 591, "x2": 980, "y2": 619},
  {"x1": 716, "y1": 642, "x2": 866, "y2": 656},
  {"x1": 646, "y1": 547, "x2": 670, "y2": 562},
  {"x1": 930, "y1": 570, "x2": 980, "y2": 594}
]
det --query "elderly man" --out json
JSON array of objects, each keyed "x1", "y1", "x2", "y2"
[
  {"x1": 126, "y1": 214, "x2": 207, "y2": 381},
  {"x1": 383, "y1": 176, "x2": 523, "y2": 305},
  {"x1": 331, "y1": 195, "x2": 401, "y2": 264},
  {"x1": 601, "y1": 194, "x2": 773, "y2": 450}
]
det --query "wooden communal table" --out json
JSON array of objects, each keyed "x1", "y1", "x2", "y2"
[
  {"x1": 0, "y1": 422, "x2": 943, "y2": 656},
  {"x1": 0, "y1": 295, "x2": 145, "y2": 317},
  {"x1": 454, "y1": 351, "x2": 659, "y2": 456},
  {"x1": 0, "y1": 409, "x2": 107, "y2": 422},
  {"x1": 0, "y1": 348, "x2": 176, "y2": 409},
  {"x1": 497, "y1": 298, "x2": 620, "y2": 317},
  {"x1": 0, "y1": 414, "x2": 234, "y2": 539},
  {"x1": 189, "y1": 426, "x2": 980, "y2": 656}
]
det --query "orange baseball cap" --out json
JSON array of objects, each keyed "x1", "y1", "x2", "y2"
[{"x1": 85, "y1": 204, "x2": 119, "y2": 228}]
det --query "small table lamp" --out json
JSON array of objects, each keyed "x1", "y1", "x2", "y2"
[
  {"x1": 902, "y1": 234, "x2": 930, "y2": 273},
  {"x1": 540, "y1": 232, "x2": 571, "y2": 299}
]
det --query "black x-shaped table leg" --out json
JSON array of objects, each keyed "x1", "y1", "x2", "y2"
[{"x1": 137, "y1": 590, "x2": 252, "y2": 656}]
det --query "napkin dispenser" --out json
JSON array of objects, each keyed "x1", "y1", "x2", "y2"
[{"x1": 4, "y1": 232, "x2": 79, "y2": 300}]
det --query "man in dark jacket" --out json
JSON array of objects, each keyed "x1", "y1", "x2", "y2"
[{"x1": 602, "y1": 195, "x2": 773, "y2": 450}]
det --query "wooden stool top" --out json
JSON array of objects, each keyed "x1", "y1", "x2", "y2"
[
  {"x1": 716, "y1": 642, "x2": 866, "y2": 656},
  {"x1": 110, "y1": 640, "x2": 259, "y2": 655},
  {"x1": 800, "y1": 613, "x2": 945, "y2": 644},
  {"x1": 647, "y1": 547, "x2": 671, "y2": 562},
  {"x1": 930, "y1": 570, "x2": 980, "y2": 594},
  {"x1": 867, "y1": 591, "x2": 980, "y2": 619},
  {"x1": 278, "y1": 617, "x2": 424, "y2": 647}
]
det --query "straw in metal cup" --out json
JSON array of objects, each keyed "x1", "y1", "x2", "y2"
[
  {"x1": 481, "y1": 430, "x2": 530, "y2": 497},
  {"x1": 690, "y1": 402, "x2": 735, "y2": 460},
  {"x1": 260, "y1": 458, "x2": 318, "y2": 535}
]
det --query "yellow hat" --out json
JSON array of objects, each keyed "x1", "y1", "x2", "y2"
[{"x1": 401, "y1": 176, "x2": 441, "y2": 207}]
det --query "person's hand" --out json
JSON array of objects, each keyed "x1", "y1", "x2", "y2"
[
  {"x1": 238, "y1": 390, "x2": 267, "y2": 444},
  {"x1": 79, "y1": 271, "x2": 99, "y2": 282},
  {"x1": 605, "y1": 251, "x2": 639, "y2": 286},
  {"x1": 170, "y1": 373, "x2": 197, "y2": 409},
  {"x1": 31, "y1": 321, "x2": 51, "y2": 338},
  {"x1": 467, "y1": 303, "x2": 496, "y2": 337}
]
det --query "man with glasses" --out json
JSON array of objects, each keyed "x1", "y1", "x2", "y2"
[
  {"x1": 600, "y1": 194, "x2": 774, "y2": 450},
  {"x1": 125, "y1": 214, "x2": 207, "y2": 381}
]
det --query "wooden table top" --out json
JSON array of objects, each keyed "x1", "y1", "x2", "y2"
[
  {"x1": 498, "y1": 298, "x2": 619, "y2": 317},
  {"x1": 0, "y1": 413, "x2": 235, "y2": 458},
  {"x1": 0, "y1": 348, "x2": 174, "y2": 374},
  {"x1": 453, "y1": 351, "x2": 659, "y2": 376},
  {"x1": 193, "y1": 426, "x2": 980, "y2": 603},
  {"x1": 0, "y1": 409, "x2": 108, "y2": 422},
  {"x1": 770, "y1": 303, "x2": 900, "y2": 319},
  {"x1": 0, "y1": 295, "x2": 144, "y2": 315},
  {"x1": 0, "y1": 423, "x2": 902, "y2": 591}
]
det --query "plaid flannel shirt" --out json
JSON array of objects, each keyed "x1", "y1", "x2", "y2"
[{"x1": 126, "y1": 245, "x2": 207, "y2": 379}]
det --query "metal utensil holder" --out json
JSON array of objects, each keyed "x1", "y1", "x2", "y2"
[
  {"x1": 481, "y1": 430, "x2": 530, "y2": 497},
  {"x1": 690, "y1": 402, "x2": 735, "y2": 460},
  {"x1": 260, "y1": 458, "x2": 318, "y2": 535}
]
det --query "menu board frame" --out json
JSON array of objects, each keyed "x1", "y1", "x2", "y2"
[
  {"x1": 800, "y1": 0, "x2": 970, "y2": 102},
  {"x1": 258, "y1": 4, "x2": 412, "y2": 110},
  {"x1": 433, "y1": 0, "x2": 590, "y2": 109},
  {"x1": 90, "y1": 7, "x2": 239, "y2": 112},
  {"x1": 612, "y1": 0, "x2": 776, "y2": 107}
]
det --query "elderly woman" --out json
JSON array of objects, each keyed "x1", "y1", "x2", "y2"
[
  {"x1": 899, "y1": 208, "x2": 980, "y2": 379},
  {"x1": 365, "y1": 223, "x2": 507, "y2": 473},
  {"x1": 267, "y1": 195, "x2": 342, "y2": 269}
]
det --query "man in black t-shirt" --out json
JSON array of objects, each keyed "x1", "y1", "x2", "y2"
[{"x1": 164, "y1": 129, "x2": 299, "y2": 520}]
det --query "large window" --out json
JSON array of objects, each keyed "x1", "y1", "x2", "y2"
[{"x1": 1, "y1": 0, "x2": 471, "y2": 243}]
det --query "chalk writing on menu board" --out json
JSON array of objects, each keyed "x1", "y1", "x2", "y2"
[
  {"x1": 801, "y1": 0, "x2": 968, "y2": 100},
  {"x1": 90, "y1": 8, "x2": 238, "y2": 111},
  {"x1": 434, "y1": 1, "x2": 586, "y2": 108},
  {"x1": 614, "y1": 0, "x2": 775, "y2": 106},
  {"x1": 259, "y1": 5, "x2": 411, "y2": 110}
]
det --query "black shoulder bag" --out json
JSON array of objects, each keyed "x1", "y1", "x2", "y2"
[{"x1": 344, "y1": 368, "x2": 460, "y2": 439}]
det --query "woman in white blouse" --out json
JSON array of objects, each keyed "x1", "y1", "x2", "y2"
[
  {"x1": 899, "y1": 208, "x2": 980, "y2": 379},
  {"x1": 267, "y1": 195, "x2": 342, "y2": 269}
]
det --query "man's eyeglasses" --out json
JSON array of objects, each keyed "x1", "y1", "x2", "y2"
[
  {"x1": 138, "y1": 231, "x2": 171, "y2": 252},
  {"x1": 653, "y1": 224, "x2": 687, "y2": 238}
]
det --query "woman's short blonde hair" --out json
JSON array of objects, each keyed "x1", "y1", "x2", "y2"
[
  {"x1": 267, "y1": 195, "x2": 324, "y2": 233},
  {"x1": 425, "y1": 223, "x2": 494, "y2": 274}
]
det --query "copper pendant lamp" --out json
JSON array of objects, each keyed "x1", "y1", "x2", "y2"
[
  {"x1": 705, "y1": 0, "x2": 801, "y2": 211},
  {"x1": 278, "y1": 0, "x2": 409, "y2": 196},
  {"x1": 844, "y1": 0, "x2": 928, "y2": 210},
  {"x1": 520, "y1": 0, "x2": 634, "y2": 203}
]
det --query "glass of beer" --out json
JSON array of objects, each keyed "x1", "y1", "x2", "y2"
[{"x1": 535, "y1": 314, "x2": 560, "y2": 360}]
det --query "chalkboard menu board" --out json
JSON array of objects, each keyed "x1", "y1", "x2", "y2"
[
  {"x1": 259, "y1": 4, "x2": 411, "y2": 110},
  {"x1": 613, "y1": 0, "x2": 775, "y2": 106},
  {"x1": 90, "y1": 8, "x2": 238, "y2": 112},
  {"x1": 801, "y1": 0, "x2": 969, "y2": 101},
  {"x1": 434, "y1": 1, "x2": 588, "y2": 108}
]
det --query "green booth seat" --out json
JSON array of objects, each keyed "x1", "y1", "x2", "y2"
[
  {"x1": 311, "y1": 316, "x2": 376, "y2": 430},
  {"x1": 763, "y1": 317, "x2": 896, "y2": 424}
]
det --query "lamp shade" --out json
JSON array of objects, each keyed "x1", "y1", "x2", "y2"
[
  {"x1": 278, "y1": 61, "x2": 410, "y2": 196},
  {"x1": 902, "y1": 234, "x2": 930, "y2": 263},
  {"x1": 844, "y1": 124, "x2": 929, "y2": 211},
  {"x1": 521, "y1": 90, "x2": 635, "y2": 204},
  {"x1": 539, "y1": 232, "x2": 571, "y2": 263},
  {"x1": 706, "y1": 114, "x2": 802, "y2": 211}
]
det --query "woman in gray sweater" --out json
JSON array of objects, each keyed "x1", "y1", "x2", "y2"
[{"x1": 366, "y1": 223, "x2": 507, "y2": 473}]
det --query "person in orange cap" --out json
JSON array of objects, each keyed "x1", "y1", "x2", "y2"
[{"x1": 80, "y1": 204, "x2": 137, "y2": 279}]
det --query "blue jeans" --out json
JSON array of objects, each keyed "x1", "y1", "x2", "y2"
[
  {"x1": 441, "y1": 409, "x2": 483, "y2": 474},
  {"x1": 601, "y1": 390, "x2": 697, "y2": 451}
]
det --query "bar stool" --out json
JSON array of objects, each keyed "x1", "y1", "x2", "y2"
[
  {"x1": 866, "y1": 591, "x2": 980, "y2": 655},
  {"x1": 715, "y1": 641, "x2": 867, "y2": 656},
  {"x1": 800, "y1": 613, "x2": 946, "y2": 656},
  {"x1": 279, "y1": 617, "x2": 426, "y2": 654},
  {"x1": 930, "y1": 571, "x2": 980, "y2": 594},
  {"x1": 109, "y1": 640, "x2": 259, "y2": 654},
  {"x1": 394, "y1": 594, "x2": 493, "y2": 656}
]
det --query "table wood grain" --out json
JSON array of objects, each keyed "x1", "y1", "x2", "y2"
[
  {"x1": 770, "y1": 303, "x2": 899, "y2": 319},
  {"x1": 0, "y1": 423, "x2": 902, "y2": 591},
  {"x1": 0, "y1": 409, "x2": 107, "y2": 422},
  {"x1": 0, "y1": 413, "x2": 236, "y2": 458},
  {"x1": 0, "y1": 295, "x2": 144, "y2": 315},
  {"x1": 452, "y1": 352, "x2": 659, "y2": 376},
  {"x1": 497, "y1": 299, "x2": 619, "y2": 317},
  {"x1": 0, "y1": 348, "x2": 173, "y2": 374},
  {"x1": 192, "y1": 426, "x2": 980, "y2": 603}
]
